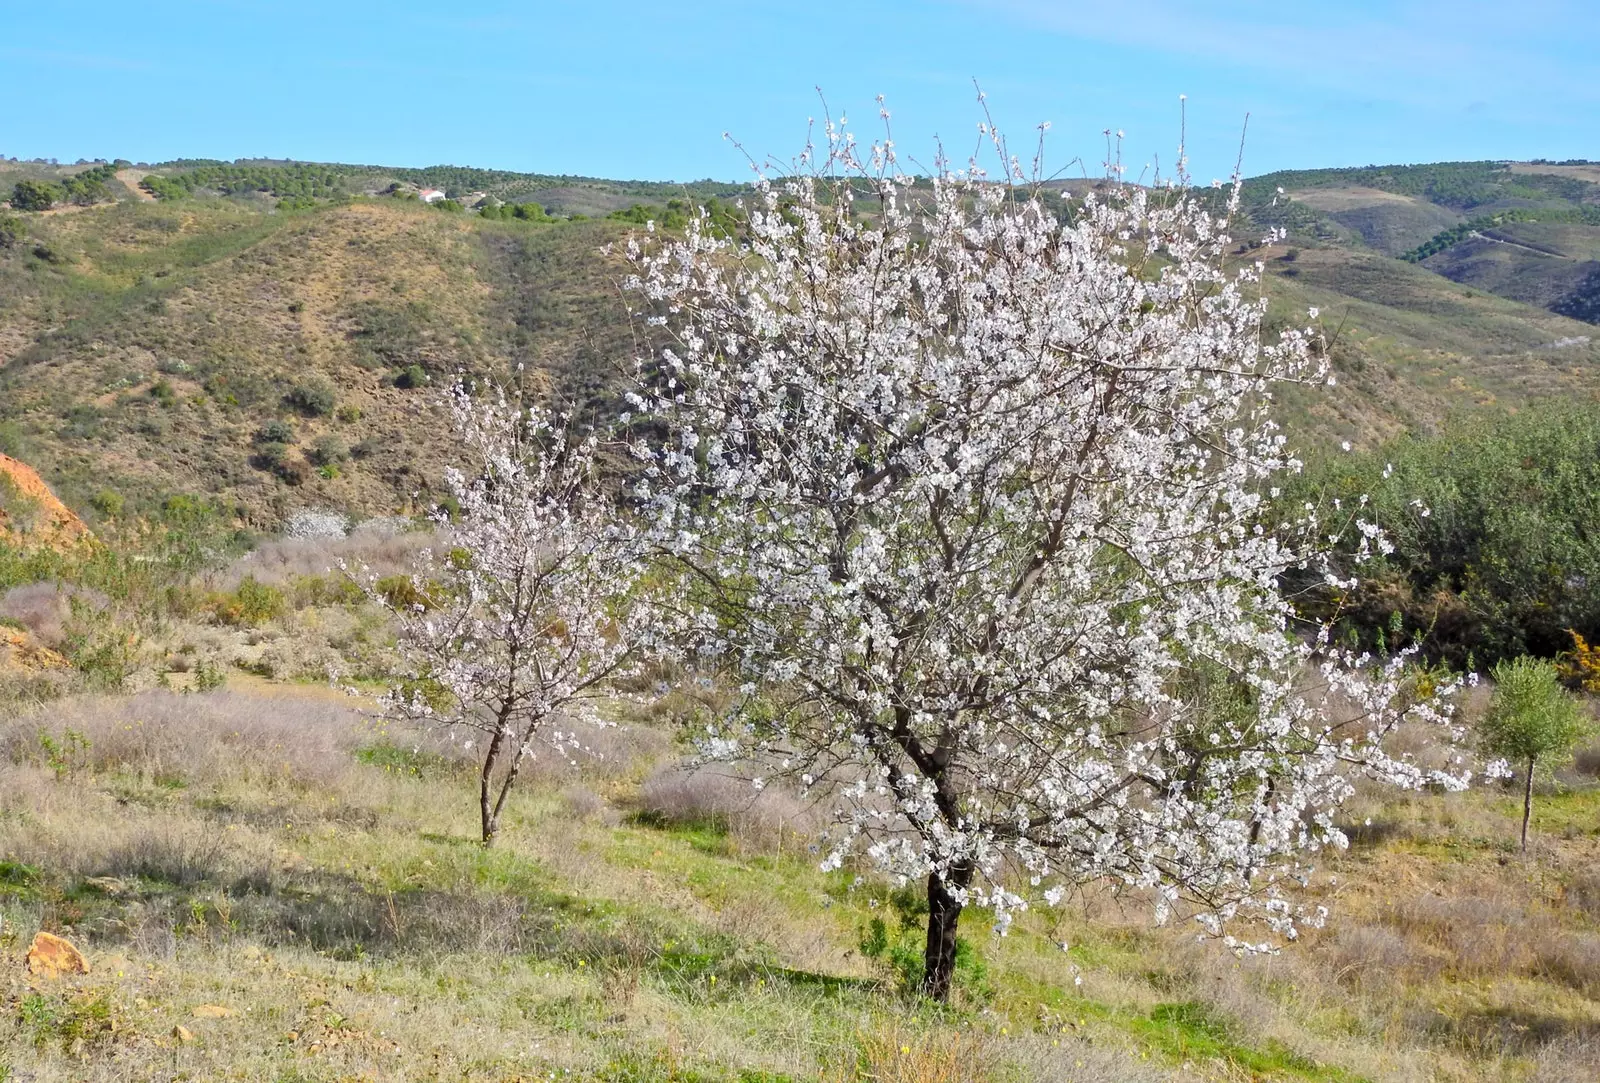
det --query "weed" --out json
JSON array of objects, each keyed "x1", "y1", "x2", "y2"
[{"x1": 38, "y1": 728, "x2": 90, "y2": 781}]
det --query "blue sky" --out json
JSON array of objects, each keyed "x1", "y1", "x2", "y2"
[{"x1": 3, "y1": 0, "x2": 1596, "y2": 182}]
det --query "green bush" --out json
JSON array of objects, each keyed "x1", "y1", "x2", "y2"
[
  {"x1": 856, "y1": 885, "x2": 992, "y2": 1002},
  {"x1": 286, "y1": 377, "x2": 338, "y2": 417},
  {"x1": 89, "y1": 489, "x2": 125, "y2": 520},
  {"x1": 10, "y1": 180, "x2": 62, "y2": 212},
  {"x1": 255, "y1": 441, "x2": 292, "y2": 468},
  {"x1": 255, "y1": 419, "x2": 296, "y2": 445},
  {"x1": 308, "y1": 434, "x2": 350, "y2": 467},
  {"x1": 0, "y1": 213, "x2": 23, "y2": 249},
  {"x1": 395, "y1": 364, "x2": 428, "y2": 390},
  {"x1": 1289, "y1": 402, "x2": 1600, "y2": 669},
  {"x1": 210, "y1": 576, "x2": 286, "y2": 627},
  {"x1": 1480, "y1": 656, "x2": 1592, "y2": 849}
]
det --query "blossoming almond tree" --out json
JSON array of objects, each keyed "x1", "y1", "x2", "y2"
[
  {"x1": 627, "y1": 108, "x2": 1470, "y2": 1000},
  {"x1": 371, "y1": 385, "x2": 657, "y2": 846}
]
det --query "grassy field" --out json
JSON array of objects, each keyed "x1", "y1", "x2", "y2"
[{"x1": 2, "y1": 529, "x2": 1599, "y2": 1083}]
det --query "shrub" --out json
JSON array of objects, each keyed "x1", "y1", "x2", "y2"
[
  {"x1": 395, "y1": 364, "x2": 428, "y2": 390},
  {"x1": 254, "y1": 442, "x2": 310, "y2": 484},
  {"x1": 276, "y1": 455, "x2": 312, "y2": 485},
  {"x1": 10, "y1": 180, "x2": 61, "y2": 212},
  {"x1": 209, "y1": 575, "x2": 286, "y2": 626},
  {"x1": 286, "y1": 377, "x2": 338, "y2": 417},
  {"x1": 1481, "y1": 656, "x2": 1592, "y2": 849},
  {"x1": 308, "y1": 434, "x2": 350, "y2": 467},
  {"x1": 254, "y1": 440, "x2": 291, "y2": 469},
  {"x1": 0, "y1": 213, "x2": 23, "y2": 249},
  {"x1": 88, "y1": 490, "x2": 125, "y2": 520},
  {"x1": 636, "y1": 764, "x2": 817, "y2": 847},
  {"x1": 1559, "y1": 630, "x2": 1600, "y2": 693},
  {"x1": 0, "y1": 583, "x2": 110, "y2": 648},
  {"x1": 1291, "y1": 402, "x2": 1600, "y2": 668},
  {"x1": 254, "y1": 419, "x2": 296, "y2": 445},
  {"x1": 4, "y1": 689, "x2": 364, "y2": 790}
]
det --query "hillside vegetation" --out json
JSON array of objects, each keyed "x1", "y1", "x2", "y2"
[
  {"x1": 0, "y1": 539, "x2": 1597, "y2": 1082},
  {"x1": 3, "y1": 154, "x2": 1600, "y2": 1083},
  {"x1": 3, "y1": 155, "x2": 1599, "y2": 529}
]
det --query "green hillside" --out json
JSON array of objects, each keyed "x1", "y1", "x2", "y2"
[{"x1": 2, "y1": 155, "x2": 1599, "y2": 531}]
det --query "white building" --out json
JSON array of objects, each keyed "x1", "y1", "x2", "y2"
[{"x1": 418, "y1": 188, "x2": 447, "y2": 204}]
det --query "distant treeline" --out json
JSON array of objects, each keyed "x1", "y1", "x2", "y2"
[
  {"x1": 9, "y1": 161, "x2": 128, "y2": 211},
  {"x1": 1246, "y1": 160, "x2": 1597, "y2": 212},
  {"x1": 138, "y1": 158, "x2": 748, "y2": 205},
  {"x1": 142, "y1": 163, "x2": 353, "y2": 203},
  {"x1": 1286, "y1": 401, "x2": 1600, "y2": 671},
  {"x1": 1401, "y1": 206, "x2": 1600, "y2": 261}
]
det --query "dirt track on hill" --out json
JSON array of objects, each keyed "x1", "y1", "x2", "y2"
[{"x1": 116, "y1": 168, "x2": 157, "y2": 201}]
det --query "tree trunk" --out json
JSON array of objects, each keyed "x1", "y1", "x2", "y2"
[
  {"x1": 921, "y1": 860, "x2": 974, "y2": 1002},
  {"x1": 487, "y1": 721, "x2": 537, "y2": 844},
  {"x1": 1521, "y1": 756, "x2": 1535, "y2": 853},
  {"x1": 479, "y1": 728, "x2": 509, "y2": 847}
]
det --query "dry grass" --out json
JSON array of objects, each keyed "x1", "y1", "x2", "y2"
[
  {"x1": 1, "y1": 668, "x2": 1597, "y2": 1082},
  {"x1": 638, "y1": 762, "x2": 825, "y2": 848},
  {"x1": 0, "y1": 581, "x2": 109, "y2": 647},
  {"x1": 2, "y1": 688, "x2": 368, "y2": 790},
  {"x1": 211, "y1": 523, "x2": 438, "y2": 592}
]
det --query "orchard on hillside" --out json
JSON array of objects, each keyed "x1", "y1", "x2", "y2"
[{"x1": 625, "y1": 102, "x2": 1472, "y2": 1001}]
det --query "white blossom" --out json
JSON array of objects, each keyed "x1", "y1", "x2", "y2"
[
  {"x1": 625, "y1": 114, "x2": 1465, "y2": 997},
  {"x1": 363, "y1": 384, "x2": 668, "y2": 844}
]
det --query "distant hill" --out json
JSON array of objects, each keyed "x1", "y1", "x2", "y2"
[{"x1": 1, "y1": 154, "x2": 1598, "y2": 531}]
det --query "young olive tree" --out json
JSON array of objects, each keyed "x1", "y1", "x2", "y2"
[
  {"x1": 627, "y1": 110, "x2": 1469, "y2": 1000},
  {"x1": 371, "y1": 385, "x2": 658, "y2": 846},
  {"x1": 1481, "y1": 656, "x2": 1591, "y2": 851}
]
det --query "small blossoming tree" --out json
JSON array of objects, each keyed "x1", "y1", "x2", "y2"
[
  {"x1": 372, "y1": 385, "x2": 656, "y2": 846},
  {"x1": 627, "y1": 107, "x2": 1469, "y2": 1000}
]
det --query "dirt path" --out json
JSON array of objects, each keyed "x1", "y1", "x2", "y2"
[
  {"x1": 116, "y1": 168, "x2": 157, "y2": 201},
  {"x1": 1469, "y1": 230, "x2": 1570, "y2": 259}
]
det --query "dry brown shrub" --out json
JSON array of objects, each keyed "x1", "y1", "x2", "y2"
[
  {"x1": 1384, "y1": 893, "x2": 1534, "y2": 979},
  {"x1": 0, "y1": 581, "x2": 109, "y2": 647},
  {"x1": 1561, "y1": 870, "x2": 1600, "y2": 919},
  {"x1": 638, "y1": 763, "x2": 823, "y2": 847},
  {"x1": 1323, "y1": 921, "x2": 1444, "y2": 989},
  {"x1": 1531, "y1": 929, "x2": 1600, "y2": 996},
  {"x1": 3, "y1": 688, "x2": 365, "y2": 790},
  {"x1": 1532, "y1": 1028, "x2": 1600, "y2": 1083},
  {"x1": 560, "y1": 784, "x2": 609, "y2": 821},
  {"x1": 1572, "y1": 740, "x2": 1600, "y2": 779},
  {"x1": 212, "y1": 525, "x2": 438, "y2": 592}
]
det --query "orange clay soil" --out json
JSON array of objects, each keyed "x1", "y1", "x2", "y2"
[{"x1": 0, "y1": 453, "x2": 91, "y2": 547}]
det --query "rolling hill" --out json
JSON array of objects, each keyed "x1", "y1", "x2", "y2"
[{"x1": 2, "y1": 154, "x2": 1599, "y2": 532}]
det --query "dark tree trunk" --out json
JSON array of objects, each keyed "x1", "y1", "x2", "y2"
[
  {"x1": 479, "y1": 727, "x2": 509, "y2": 847},
  {"x1": 921, "y1": 860, "x2": 975, "y2": 1002},
  {"x1": 1521, "y1": 756, "x2": 1535, "y2": 852}
]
